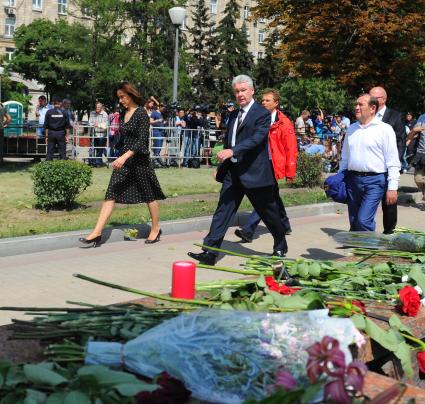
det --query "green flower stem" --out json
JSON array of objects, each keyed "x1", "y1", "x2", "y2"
[
  {"x1": 196, "y1": 263, "x2": 267, "y2": 276},
  {"x1": 73, "y1": 273, "x2": 218, "y2": 307},
  {"x1": 400, "y1": 332, "x2": 425, "y2": 350}
]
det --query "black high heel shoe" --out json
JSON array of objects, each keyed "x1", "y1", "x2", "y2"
[
  {"x1": 145, "y1": 229, "x2": 162, "y2": 244},
  {"x1": 78, "y1": 235, "x2": 102, "y2": 248}
]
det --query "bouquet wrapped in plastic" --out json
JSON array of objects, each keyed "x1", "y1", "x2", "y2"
[
  {"x1": 334, "y1": 231, "x2": 425, "y2": 252},
  {"x1": 85, "y1": 309, "x2": 358, "y2": 403}
]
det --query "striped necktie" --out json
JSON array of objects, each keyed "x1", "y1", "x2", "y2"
[{"x1": 237, "y1": 108, "x2": 245, "y2": 129}]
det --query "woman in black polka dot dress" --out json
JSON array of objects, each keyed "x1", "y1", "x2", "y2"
[{"x1": 79, "y1": 82, "x2": 165, "y2": 247}]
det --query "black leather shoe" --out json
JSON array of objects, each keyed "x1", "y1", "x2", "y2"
[
  {"x1": 187, "y1": 251, "x2": 217, "y2": 266},
  {"x1": 234, "y1": 228, "x2": 253, "y2": 243},
  {"x1": 285, "y1": 229, "x2": 292, "y2": 236},
  {"x1": 79, "y1": 235, "x2": 101, "y2": 248},
  {"x1": 145, "y1": 229, "x2": 162, "y2": 244},
  {"x1": 272, "y1": 250, "x2": 287, "y2": 258}
]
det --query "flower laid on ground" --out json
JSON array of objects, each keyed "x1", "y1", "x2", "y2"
[
  {"x1": 398, "y1": 285, "x2": 421, "y2": 317},
  {"x1": 265, "y1": 276, "x2": 300, "y2": 295},
  {"x1": 260, "y1": 336, "x2": 404, "y2": 404}
]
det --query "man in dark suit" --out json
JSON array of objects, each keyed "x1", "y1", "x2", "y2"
[
  {"x1": 369, "y1": 86, "x2": 405, "y2": 234},
  {"x1": 188, "y1": 75, "x2": 287, "y2": 265}
]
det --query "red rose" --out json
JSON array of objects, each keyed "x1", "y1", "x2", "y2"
[
  {"x1": 418, "y1": 352, "x2": 425, "y2": 374},
  {"x1": 399, "y1": 286, "x2": 421, "y2": 317}
]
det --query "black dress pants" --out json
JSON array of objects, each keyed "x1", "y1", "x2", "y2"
[
  {"x1": 46, "y1": 133, "x2": 66, "y2": 160},
  {"x1": 203, "y1": 169, "x2": 287, "y2": 254}
]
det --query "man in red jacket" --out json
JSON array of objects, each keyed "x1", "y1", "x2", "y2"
[{"x1": 235, "y1": 88, "x2": 298, "y2": 242}]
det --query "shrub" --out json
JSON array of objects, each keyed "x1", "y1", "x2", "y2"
[
  {"x1": 291, "y1": 152, "x2": 323, "y2": 188},
  {"x1": 32, "y1": 160, "x2": 92, "y2": 210}
]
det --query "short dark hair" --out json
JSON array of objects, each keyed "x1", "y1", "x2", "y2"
[
  {"x1": 115, "y1": 81, "x2": 143, "y2": 105},
  {"x1": 52, "y1": 96, "x2": 61, "y2": 104},
  {"x1": 359, "y1": 93, "x2": 379, "y2": 113},
  {"x1": 39, "y1": 95, "x2": 47, "y2": 101}
]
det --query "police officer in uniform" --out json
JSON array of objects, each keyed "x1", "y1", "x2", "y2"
[{"x1": 44, "y1": 97, "x2": 71, "y2": 160}]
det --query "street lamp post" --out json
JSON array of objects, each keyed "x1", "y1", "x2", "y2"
[{"x1": 168, "y1": 7, "x2": 186, "y2": 104}]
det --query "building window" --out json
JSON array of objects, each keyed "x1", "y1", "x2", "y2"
[
  {"x1": 81, "y1": 7, "x2": 91, "y2": 17},
  {"x1": 4, "y1": 16, "x2": 16, "y2": 38},
  {"x1": 244, "y1": 26, "x2": 250, "y2": 40},
  {"x1": 257, "y1": 52, "x2": 263, "y2": 60},
  {"x1": 258, "y1": 29, "x2": 265, "y2": 43},
  {"x1": 243, "y1": 5, "x2": 249, "y2": 19},
  {"x1": 210, "y1": 0, "x2": 217, "y2": 14},
  {"x1": 32, "y1": 0, "x2": 42, "y2": 10},
  {"x1": 58, "y1": 0, "x2": 67, "y2": 15},
  {"x1": 6, "y1": 0, "x2": 16, "y2": 7},
  {"x1": 5, "y1": 47, "x2": 15, "y2": 61}
]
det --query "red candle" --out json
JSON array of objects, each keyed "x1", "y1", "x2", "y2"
[{"x1": 171, "y1": 261, "x2": 196, "y2": 299}]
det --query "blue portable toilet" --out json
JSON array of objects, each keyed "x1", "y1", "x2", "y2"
[{"x1": 4, "y1": 101, "x2": 23, "y2": 137}]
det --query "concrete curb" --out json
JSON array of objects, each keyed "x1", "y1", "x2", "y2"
[
  {"x1": 1, "y1": 190, "x2": 421, "y2": 258},
  {"x1": 0, "y1": 202, "x2": 347, "y2": 258}
]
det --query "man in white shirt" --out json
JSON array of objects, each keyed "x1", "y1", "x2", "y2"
[
  {"x1": 295, "y1": 110, "x2": 309, "y2": 136},
  {"x1": 339, "y1": 94, "x2": 400, "y2": 231},
  {"x1": 35, "y1": 95, "x2": 52, "y2": 138}
]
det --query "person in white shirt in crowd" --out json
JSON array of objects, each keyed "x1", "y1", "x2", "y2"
[
  {"x1": 89, "y1": 102, "x2": 109, "y2": 167},
  {"x1": 35, "y1": 95, "x2": 53, "y2": 138},
  {"x1": 339, "y1": 94, "x2": 400, "y2": 231},
  {"x1": 295, "y1": 110, "x2": 309, "y2": 136}
]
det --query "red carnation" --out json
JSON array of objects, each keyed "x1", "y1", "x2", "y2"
[
  {"x1": 418, "y1": 352, "x2": 425, "y2": 374},
  {"x1": 399, "y1": 286, "x2": 421, "y2": 317},
  {"x1": 265, "y1": 276, "x2": 300, "y2": 295},
  {"x1": 352, "y1": 300, "x2": 366, "y2": 314}
]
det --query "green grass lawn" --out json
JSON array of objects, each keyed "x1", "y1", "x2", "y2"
[{"x1": 0, "y1": 162, "x2": 327, "y2": 238}]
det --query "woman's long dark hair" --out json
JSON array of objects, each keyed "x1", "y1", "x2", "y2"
[{"x1": 115, "y1": 81, "x2": 143, "y2": 106}]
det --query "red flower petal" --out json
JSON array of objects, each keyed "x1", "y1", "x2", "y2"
[{"x1": 417, "y1": 351, "x2": 425, "y2": 374}]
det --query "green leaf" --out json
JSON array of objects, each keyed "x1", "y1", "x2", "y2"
[
  {"x1": 220, "y1": 288, "x2": 233, "y2": 302},
  {"x1": 46, "y1": 392, "x2": 67, "y2": 404},
  {"x1": 23, "y1": 364, "x2": 67, "y2": 387},
  {"x1": 77, "y1": 365, "x2": 141, "y2": 388},
  {"x1": 389, "y1": 315, "x2": 413, "y2": 335},
  {"x1": 63, "y1": 391, "x2": 91, "y2": 404},
  {"x1": 351, "y1": 313, "x2": 366, "y2": 329},
  {"x1": 256, "y1": 274, "x2": 266, "y2": 288},
  {"x1": 115, "y1": 382, "x2": 158, "y2": 396},
  {"x1": 394, "y1": 343, "x2": 414, "y2": 378},
  {"x1": 301, "y1": 382, "x2": 323, "y2": 403},
  {"x1": 408, "y1": 265, "x2": 425, "y2": 293},
  {"x1": 297, "y1": 263, "x2": 309, "y2": 278},
  {"x1": 373, "y1": 263, "x2": 391, "y2": 274},
  {"x1": 308, "y1": 262, "x2": 321, "y2": 277},
  {"x1": 5, "y1": 366, "x2": 27, "y2": 387},
  {"x1": 24, "y1": 389, "x2": 47, "y2": 404}
]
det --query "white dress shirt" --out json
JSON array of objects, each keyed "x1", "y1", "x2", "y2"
[
  {"x1": 231, "y1": 98, "x2": 255, "y2": 162},
  {"x1": 339, "y1": 116, "x2": 401, "y2": 190},
  {"x1": 376, "y1": 105, "x2": 386, "y2": 120}
]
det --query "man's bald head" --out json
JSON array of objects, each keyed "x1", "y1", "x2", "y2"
[{"x1": 369, "y1": 86, "x2": 387, "y2": 109}]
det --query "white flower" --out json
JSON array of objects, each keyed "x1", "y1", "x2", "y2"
[
  {"x1": 368, "y1": 290, "x2": 375, "y2": 296},
  {"x1": 414, "y1": 285, "x2": 423, "y2": 295},
  {"x1": 401, "y1": 275, "x2": 409, "y2": 283},
  {"x1": 421, "y1": 298, "x2": 425, "y2": 307}
]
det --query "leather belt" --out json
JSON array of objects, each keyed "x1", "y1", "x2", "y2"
[{"x1": 348, "y1": 170, "x2": 385, "y2": 177}]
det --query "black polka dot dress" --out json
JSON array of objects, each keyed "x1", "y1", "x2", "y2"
[{"x1": 105, "y1": 107, "x2": 166, "y2": 204}]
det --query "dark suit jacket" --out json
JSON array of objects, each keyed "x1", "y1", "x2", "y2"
[
  {"x1": 216, "y1": 101, "x2": 274, "y2": 188},
  {"x1": 382, "y1": 107, "x2": 406, "y2": 160}
]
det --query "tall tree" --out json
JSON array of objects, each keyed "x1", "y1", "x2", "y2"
[
  {"x1": 215, "y1": 0, "x2": 253, "y2": 101},
  {"x1": 11, "y1": 19, "x2": 142, "y2": 116},
  {"x1": 188, "y1": 0, "x2": 218, "y2": 105},
  {"x1": 253, "y1": 29, "x2": 284, "y2": 90},
  {"x1": 126, "y1": 0, "x2": 192, "y2": 105},
  {"x1": 254, "y1": 0, "x2": 425, "y2": 113}
]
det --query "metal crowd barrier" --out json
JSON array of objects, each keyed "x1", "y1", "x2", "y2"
[
  {"x1": 71, "y1": 124, "x2": 220, "y2": 167},
  {"x1": 2, "y1": 123, "x2": 221, "y2": 166}
]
